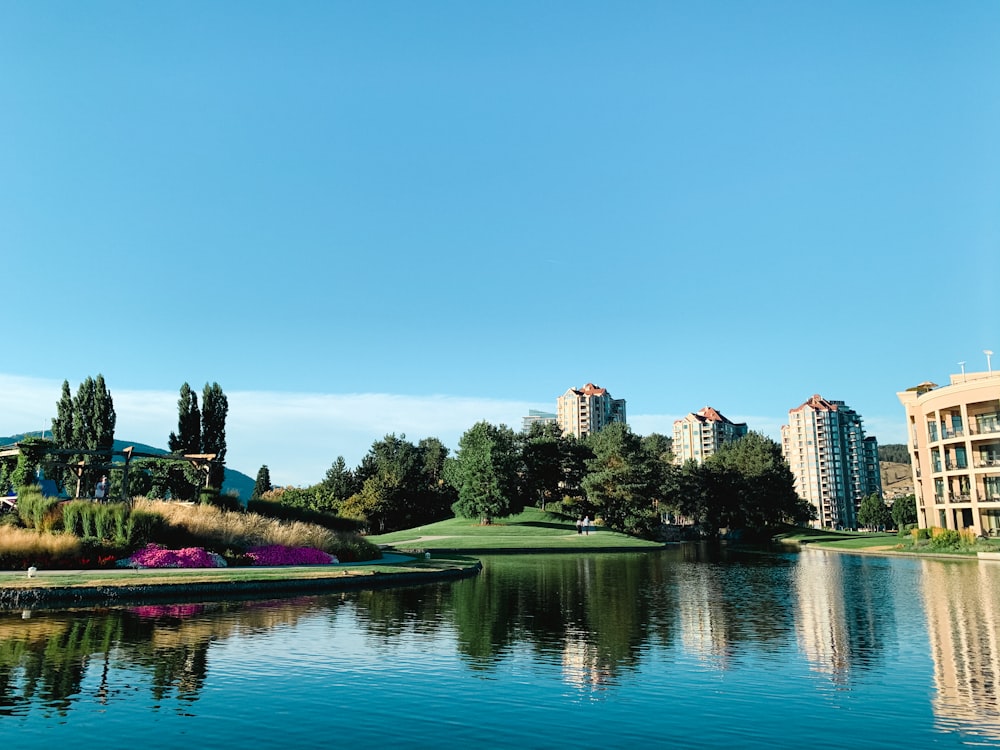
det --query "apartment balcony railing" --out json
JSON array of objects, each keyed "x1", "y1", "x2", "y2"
[
  {"x1": 971, "y1": 422, "x2": 1000, "y2": 436},
  {"x1": 945, "y1": 459, "x2": 969, "y2": 470},
  {"x1": 948, "y1": 493, "x2": 972, "y2": 502},
  {"x1": 977, "y1": 458, "x2": 1000, "y2": 468},
  {"x1": 941, "y1": 428, "x2": 965, "y2": 439}
]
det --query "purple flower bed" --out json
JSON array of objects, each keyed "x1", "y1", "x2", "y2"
[
  {"x1": 246, "y1": 545, "x2": 338, "y2": 566},
  {"x1": 120, "y1": 544, "x2": 226, "y2": 569},
  {"x1": 116, "y1": 544, "x2": 338, "y2": 569}
]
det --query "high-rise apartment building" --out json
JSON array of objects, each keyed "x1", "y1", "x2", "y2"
[
  {"x1": 672, "y1": 406, "x2": 748, "y2": 465},
  {"x1": 522, "y1": 409, "x2": 558, "y2": 433},
  {"x1": 897, "y1": 369, "x2": 1000, "y2": 535},
  {"x1": 556, "y1": 383, "x2": 626, "y2": 439},
  {"x1": 781, "y1": 394, "x2": 882, "y2": 529}
]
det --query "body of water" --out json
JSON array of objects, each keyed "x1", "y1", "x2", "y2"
[{"x1": 1, "y1": 545, "x2": 999, "y2": 748}]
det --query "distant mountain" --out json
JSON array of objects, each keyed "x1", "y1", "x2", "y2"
[{"x1": 0, "y1": 433, "x2": 255, "y2": 501}]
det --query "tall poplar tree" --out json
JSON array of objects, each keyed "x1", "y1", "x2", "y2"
[
  {"x1": 50, "y1": 380, "x2": 74, "y2": 490},
  {"x1": 168, "y1": 383, "x2": 201, "y2": 454},
  {"x1": 200, "y1": 382, "x2": 228, "y2": 489}
]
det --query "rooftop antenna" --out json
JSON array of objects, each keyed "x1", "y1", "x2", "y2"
[
  {"x1": 959, "y1": 361, "x2": 966, "y2": 382},
  {"x1": 986, "y1": 350, "x2": 994, "y2": 375}
]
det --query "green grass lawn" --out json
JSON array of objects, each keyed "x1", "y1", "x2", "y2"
[
  {"x1": 367, "y1": 508, "x2": 664, "y2": 551},
  {"x1": 773, "y1": 525, "x2": 1000, "y2": 556}
]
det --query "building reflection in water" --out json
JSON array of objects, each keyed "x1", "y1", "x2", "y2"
[
  {"x1": 920, "y1": 559, "x2": 1000, "y2": 741},
  {"x1": 793, "y1": 549, "x2": 851, "y2": 682}
]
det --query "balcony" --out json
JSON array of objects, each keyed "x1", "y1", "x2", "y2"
[
  {"x1": 948, "y1": 493, "x2": 971, "y2": 502},
  {"x1": 945, "y1": 459, "x2": 969, "y2": 470},
  {"x1": 941, "y1": 428, "x2": 965, "y2": 440},
  {"x1": 977, "y1": 458, "x2": 1000, "y2": 468}
]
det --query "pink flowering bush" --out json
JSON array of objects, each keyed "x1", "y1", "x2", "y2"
[
  {"x1": 246, "y1": 545, "x2": 338, "y2": 566},
  {"x1": 119, "y1": 543, "x2": 226, "y2": 569}
]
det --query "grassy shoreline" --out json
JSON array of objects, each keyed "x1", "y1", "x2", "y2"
[{"x1": 0, "y1": 554, "x2": 482, "y2": 609}]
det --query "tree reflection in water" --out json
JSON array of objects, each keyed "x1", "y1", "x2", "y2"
[{"x1": 0, "y1": 546, "x2": 925, "y2": 716}]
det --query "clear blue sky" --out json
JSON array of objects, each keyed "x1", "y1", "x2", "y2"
[{"x1": 2, "y1": 2, "x2": 998, "y2": 486}]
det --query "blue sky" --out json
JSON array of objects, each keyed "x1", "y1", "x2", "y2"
[{"x1": 2, "y1": 2, "x2": 997, "y2": 487}]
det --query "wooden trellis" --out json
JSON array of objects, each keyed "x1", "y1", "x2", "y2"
[{"x1": 0, "y1": 442, "x2": 218, "y2": 504}]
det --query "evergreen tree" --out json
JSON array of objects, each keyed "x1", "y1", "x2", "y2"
[
  {"x1": 582, "y1": 423, "x2": 659, "y2": 536},
  {"x1": 252, "y1": 465, "x2": 272, "y2": 501},
  {"x1": 446, "y1": 421, "x2": 521, "y2": 525},
  {"x1": 703, "y1": 432, "x2": 801, "y2": 534}
]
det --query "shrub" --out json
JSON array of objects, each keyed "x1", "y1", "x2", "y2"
[
  {"x1": 125, "y1": 510, "x2": 162, "y2": 547},
  {"x1": 16, "y1": 486, "x2": 62, "y2": 532},
  {"x1": 124, "y1": 543, "x2": 226, "y2": 569},
  {"x1": 247, "y1": 499, "x2": 363, "y2": 532},
  {"x1": 930, "y1": 529, "x2": 962, "y2": 550}
]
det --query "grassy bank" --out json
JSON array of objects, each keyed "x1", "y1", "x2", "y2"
[
  {"x1": 772, "y1": 526, "x2": 1000, "y2": 557},
  {"x1": 0, "y1": 553, "x2": 483, "y2": 608},
  {"x1": 368, "y1": 508, "x2": 665, "y2": 552}
]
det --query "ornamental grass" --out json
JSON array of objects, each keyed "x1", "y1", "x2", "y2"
[
  {"x1": 132, "y1": 499, "x2": 378, "y2": 560},
  {"x1": 0, "y1": 525, "x2": 83, "y2": 567}
]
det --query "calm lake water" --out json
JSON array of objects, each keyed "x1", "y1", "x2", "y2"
[{"x1": 1, "y1": 545, "x2": 999, "y2": 749}]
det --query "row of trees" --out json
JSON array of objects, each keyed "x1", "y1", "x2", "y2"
[
  {"x1": 262, "y1": 421, "x2": 813, "y2": 539},
  {"x1": 857, "y1": 493, "x2": 918, "y2": 531},
  {"x1": 1, "y1": 378, "x2": 228, "y2": 503}
]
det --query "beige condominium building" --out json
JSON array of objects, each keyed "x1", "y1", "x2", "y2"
[
  {"x1": 672, "y1": 406, "x2": 748, "y2": 465},
  {"x1": 897, "y1": 368, "x2": 1000, "y2": 534},
  {"x1": 781, "y1": 394, "x2": 881, "y2": 530},
  {"x1": 556, "y1": 383, "x2": 626, "y2": 439}
]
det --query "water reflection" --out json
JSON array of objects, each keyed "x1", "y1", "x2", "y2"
[
  {"x1": 921, "y1": 558, "x2": 1000, "y2": 741},
  {"x1": 0, "y1": 545, "x2": 998, "y2": 748},
  {"x1": 793, "y1": 550, "x2": 899, "y2": 682}
]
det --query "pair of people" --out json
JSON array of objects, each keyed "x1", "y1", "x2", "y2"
[{"x1": 576, "y1": 516, "x2": 592, "y2": 535}]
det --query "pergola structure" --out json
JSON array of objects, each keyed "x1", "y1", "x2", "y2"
[{"x1": 0, "y1": 442, "x2": 218, "y2": 504}]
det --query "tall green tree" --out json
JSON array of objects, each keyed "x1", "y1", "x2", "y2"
[
  {"x1": 50, "y1": 380, "x2": 75, "y2": 491},
  {"x1": 49, "y1": 375, "x2": 116, "y2": 495},
  {"x1": 701, "y1": 432, "x2": 808, "y2": 535},
  {"x1": 200, "y1": 382, "x2": 228, "y2": 489},
  {"x1": 582, "y1": 423, "x2": 660, "y2": 536},
  {"x1": 320, "y1": 456, "x2": 359, "y2": 506},
  {"x1": 340, "y1": 434, "x2": 455, "y2": 532},
  {"x1": 520, "y1": 421, "x2": 568, "y2": 509},
  {"x1": 446, "y1": 421, "x2": 521, "y2": 525},
  {"x1": 252, "y1": 465, "x2": 272, "y2": 501},
  {"x1": 168, "y1": 383, "x2": 201, "y2": 454},
  {"x1": 858, "y1": 493, "x2": 892, "y2": 530},
  {"x1": 891, "y1": 494, "x2": 918, "y2": 529}
]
